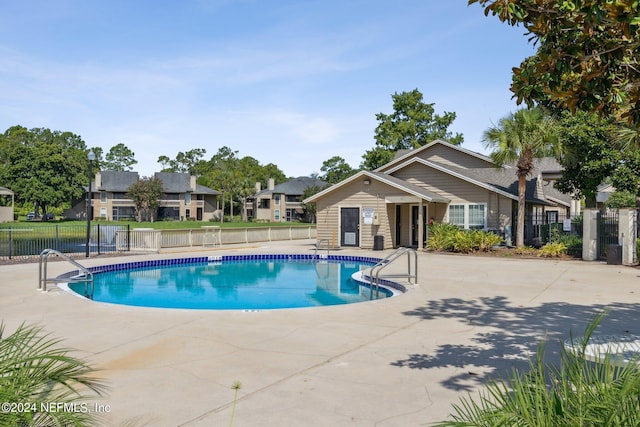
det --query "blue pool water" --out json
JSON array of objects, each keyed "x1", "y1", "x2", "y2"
[{"x1": 66, "y1": 254, "x2": 400, "y2": 310}]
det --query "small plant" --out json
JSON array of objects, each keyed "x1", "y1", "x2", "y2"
[
  {"x1": 432, "y1": 312, "x2": 640, "y2": 426},
  {"x1": 475, "y1": 230, "x2": 503, "y2": 252},
  {"x1": 538, "y1": 241, "x2": 568, "y2": 257},
  {"x1": 229, "y1": 380, "x2": 242, "y2": 427},
  {"x1": 514, "y1": 245, "x2": 537, "y2": 256}
]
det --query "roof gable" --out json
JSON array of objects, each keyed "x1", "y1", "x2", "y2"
[
  {"x1": 303, "y1": 170, "x2": 449, "y2": 204},
  {"x1": 376, "y1": 139, "x2": 495, "y2": 173}
]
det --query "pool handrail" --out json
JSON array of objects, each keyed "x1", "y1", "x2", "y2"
[
  {"x1": 368, "y1": 247, "x2": 417, "y2": 299},
  {"x1": 39, "y1": 249, "x2": 94, "y2": 297},
  {"x1": 313, "y1": 239, "x2": 331, "y2": 259}
]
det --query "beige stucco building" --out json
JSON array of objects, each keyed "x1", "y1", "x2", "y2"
[{"x1": 65, "y1": 171, "x2": 220, "y2": 221}]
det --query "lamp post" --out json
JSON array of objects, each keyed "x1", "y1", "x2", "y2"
[{"x1": 85, "y1": 150, "x2": 95, "y2": 257}]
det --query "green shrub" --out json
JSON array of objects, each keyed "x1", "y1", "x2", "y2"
[
  {"x1": 426, "y1": 224, "x2": 503, "y2": 253},
  {"x1": 540, "y1": 222, "x2": 564, "y2": 243},
  {"x1": 554, "y1": 234, "x2": 582, "y2": 257},
  {"x1": 452, "y1": 230, "x2": 477, "y2": 254},
  {"x1": 538, "y1": 241, "x2": 568, "y2": 257},
  {"x1": 475, "y1": 230, "x2": 503, "y2": 252},
  {"x1": 426, "y1": 223, "x2": 459, "y2": 251}
]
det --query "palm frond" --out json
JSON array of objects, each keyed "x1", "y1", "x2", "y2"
[
  {"x1": 432, "y1": 312, "x2": 640, "y2": 426},
  {"x1": 0, "y1": 322, "x2": 108, "y2": 427}
]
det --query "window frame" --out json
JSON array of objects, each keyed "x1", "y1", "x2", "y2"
[{"x1": 448, "y1": 203, "x2": 487, "y2": 230}]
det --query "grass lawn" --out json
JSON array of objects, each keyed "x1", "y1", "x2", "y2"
[{"x1": 1, "y1": 219, "x2": 314, "y2": 230}]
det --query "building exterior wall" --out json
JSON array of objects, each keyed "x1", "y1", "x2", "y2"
[
  {"x1": 84, "y1": 192, "x2": 217, "y2": 222},
  {"x1": 378, "y1": 143, "x2": 493, "y2": 173},
  {"x1": 0, "y1": 207, "x2": 13, "y2": 223},
  {"x1": 391, "y1": 164, "x2": 513, "y2": 231},
  {"x1": 316, "y1": 178, "x2": 393, "y2": 249},
  {"x1": 419, "y1": 144, "x2": 493, "y2": 169}
]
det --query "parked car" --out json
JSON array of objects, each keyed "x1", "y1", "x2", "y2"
[
  {"x1": 26, "y1": 212, "x2": 37, "y2": 221},
  {"x1": 43, "y1": 213, "x2": 54, "y2": 221}
]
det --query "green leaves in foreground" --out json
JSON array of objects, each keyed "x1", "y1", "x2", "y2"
[
  {"x1": 432, "y1": 312, "x2": 640, "y2": 426},
  {"x1": 0, "y1": 322, "x2": 107, "y2": 427}
]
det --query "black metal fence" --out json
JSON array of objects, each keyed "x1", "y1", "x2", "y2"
[
  {"x1": 0, "y1": 224, "x2": 130, "y2": 261},
  {"x1": 523, "y1": 212, "x2": 582, "y2": 247},
  {"x1": 597, "y1": 211, "x2": 619, "y2": 260}
]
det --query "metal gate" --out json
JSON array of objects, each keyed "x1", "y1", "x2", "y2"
[{"x1": 597, "y1": 211, "x2": 619, "y2": 260}]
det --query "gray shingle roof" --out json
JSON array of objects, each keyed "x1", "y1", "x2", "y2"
[
  {"x1": 276, "y1": 176, "x2": 328, "y2": 194},
  {"x1": 154, "y1": 172, "x2": 191, "y2": 192},
  {"x1": 96, "y1": 171, "x2": 219, "y2": 194},
  {"x1": 195, "y1": 184, "x2": 221, "y2": 195},
  {"x1": 439, "y1": 157, "x2": 571, "y2": 206},
  {"x1": 97, "y1": 171, "x2": 140, "y2": 191},
  {"x1": 260, "y1": 176, "x2": 328, "y2": 196}
]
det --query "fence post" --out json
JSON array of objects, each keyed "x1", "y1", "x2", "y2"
[
  {"x1": 582, "y1": 209, "x2": 598, "y2": 261},
  {"x1": 619, "y1": 208, "x2": 637, "y2": 265}
]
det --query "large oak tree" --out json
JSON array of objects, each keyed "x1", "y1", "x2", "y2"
[{"x1": 0, "y1": 126, "x2": 90, "y2": 216}]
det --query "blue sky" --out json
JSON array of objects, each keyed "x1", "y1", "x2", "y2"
[{"x1": 0, "y1": 0, "x2": 535, "y2": 178}]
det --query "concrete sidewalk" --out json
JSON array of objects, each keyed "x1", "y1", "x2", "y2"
[{"x1": 1, "y1": 241, "x2": 639, "y2": 426}]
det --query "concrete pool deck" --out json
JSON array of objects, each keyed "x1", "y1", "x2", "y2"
[{"x1": 1, "y1": 240, "x2": 639, "y2": 426}]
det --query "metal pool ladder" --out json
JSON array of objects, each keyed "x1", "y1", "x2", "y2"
[
  {"x1": 368, "y1": 247, "x2": 417, "y2": 299},
  {"x1": 314, "y1": 238, "x2": 331, "y2": 259},
  {"x1": 38, "y1": 249, "x2": 94, "y2": 298}
]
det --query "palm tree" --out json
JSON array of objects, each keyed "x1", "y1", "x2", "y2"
[
  {"x1": 483, "y1": 107, "x2": 560, "y2": 248},
  {"x1": 0, "y1": 322, "x2": 106, "y2": 426}
]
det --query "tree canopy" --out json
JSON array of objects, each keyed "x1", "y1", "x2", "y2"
[
  {"x1": 103, "y1": 143, "x2": 137, "y2": 171},
  {"x1": 320, "y1": 156, "x2": 357, "y2": 184},
  {"x1": 158, "y1": 148, "x2": 207, "y2": 175},
  {"x1": 0, "y1": 126, "x2": 90, "y2": 215},
  {"x1": 126, "y1": 176, "x2": 164, "y2": 222},
  {"x1": 361, "y1": 89, "x2": 463, "y2": 170},
  {"x1": 469, "y1": 0, "x2": 640, "y2": 130},
  {"x1": 196, "y1": 146, "x2": 287, "y2": 221},
  {"x1": 554, "y1": 110, "x2": 619, "y2": 207}
]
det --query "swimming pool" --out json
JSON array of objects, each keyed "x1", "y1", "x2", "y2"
[{"x1": 63, "y1": 254, "x2": 404, "y2": 310}]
